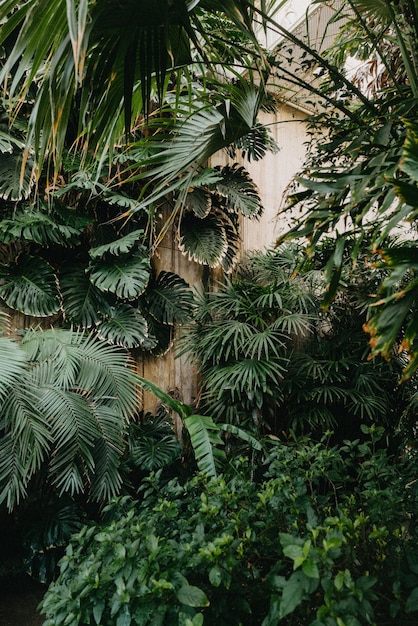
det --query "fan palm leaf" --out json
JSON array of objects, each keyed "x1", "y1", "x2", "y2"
[
  {"x1": 0, "y1": 385, "x2": 51, "y2": 509},
  {"x1": 0, "y1": 0, "x2": 270, "y2": 173}
]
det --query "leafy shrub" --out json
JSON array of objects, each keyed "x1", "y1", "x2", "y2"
[{"x1": 41, "y1": 429, "x2": 418, "y2": 625}]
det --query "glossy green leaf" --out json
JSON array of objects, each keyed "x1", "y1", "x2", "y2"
[
  {"x1": 178, "y1": 213, "x2": 227, "y2": 267},
  {"x1": 145, "y1": 271, "x2": 194, "y2": 325},
  {"x1": 176, "y1": 585, "x2": 209, "y2": 608}
]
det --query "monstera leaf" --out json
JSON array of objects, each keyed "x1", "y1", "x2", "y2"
[
  {"x1": 89, "y1": 253, "x2": 150, "y2": 300},
  {"x1": 97, "y1": 304, "x2": 149, "y2": 348},
  {"x1": 213, "y1": 164, "x2": 263, "y2": 218},
  {"x1": 0, "y1": 256, "x2": 60, "y2": 316},
  {"x1": 60, "y1": 267, "x2": 112, "y2": 328},
  {"x1": 178, "y1": 213, "x2": 227, "y2": 267},
  {"x1": 217, "y1": 212, "x2": 241, "y2": 273},
  {"x1": 185, "y1": 187, "x2": 212, "y2": 218},
  {"x1": 144, "y1": 315, "x2": 173, "y2": 356},
  {"x1": 0, "y1": 208, "x2": 83, "y2": 246},
  {"x1": 145, "y1": 271, "x2": 194, "y2": 325},
  {"x1": 89, "y1": 230, "x2": 146, "y2": 259}
]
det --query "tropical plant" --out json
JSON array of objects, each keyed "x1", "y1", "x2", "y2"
[
  {"x1": 0, "y1": 326, "x2": 139, "y2": 511},
  {"x1": 0, "y1": 4, "x2": 279, "y2": 350},
  {"x1": 136, "y1": 375, "x2": 262, "y2": 477},
  {"x1": 182, "y1": 243, "x2": 412, "y2": 440},
  {"x1": 181, "y1": 245, "x2": 316, "y2": 431},
  {"x1": 267, "y1": 0, "x2": 418, "y2": 377},
  {"x1": 40, "y1": 429, "x2": 418, "y2": 625}
]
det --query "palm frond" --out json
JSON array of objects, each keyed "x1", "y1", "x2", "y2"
[
  {"x1": 184, "y1": 414, "x2": 225, "y2": 477},
  {"x1": 204, "y1": 358, "x2": 286, "y2": 402},
  {"x1": 0, "y1": 387, "x2": 51, "y2": 510},
  {"x1": 0, "y1": 337, "x2": 28, "y2": 402},
  {"x1": 88, "y1": 404, "x2": 127, "y2": 501}
]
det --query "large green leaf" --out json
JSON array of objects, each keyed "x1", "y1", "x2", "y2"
[
  {"x1": 130, "y1": 434, "x2": 180, "y2": 471},
  {"x1": 184, "y1": 413, "x2": 225, "y2": 477},
  {"x1": 0, "y1": 150, "x2": 34, "y2": 201},
  {"x1": 89, "y1": 230, "x2": 146, "y2": 259},
  {"x1": 89, "y1": 253, "x2": 150, "y2": 300},
  {"x1": 178, "y1": 213, "x2": 227, "y2": 267},
  {"x1": 185, "y1": 187, "x2": 212, "y2": 218},
  {"x1": 213, "y1": 164, "x2": 263, "y2": 218},
  {"x1": 0, "y1": 337, "x2": 28, "y2": 402},
  {"x1": 97, "y1": 304, "x2": 149, "y2": 348},
  {"x1": 0, "y1": 208, "x2": 83, "y2": 246},
  {"x1": 0, "y1": 256, "x2": 60, "y2": 316},
  {"x1": 143, "y1": 315, "x2": 173, "y2": 356},
  {"x1": 60, "y1": 266, "x2": 112, "y2": 328},
  {"x1": 145, "y1": 271, "x2": 194, "y2": 325}
]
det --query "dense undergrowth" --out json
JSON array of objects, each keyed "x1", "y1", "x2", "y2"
[{"x1": 41, "y1": 429, "x2": 418, "y2": 625}]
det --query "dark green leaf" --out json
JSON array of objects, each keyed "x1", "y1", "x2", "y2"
[{"x1": 0, "y1": 256, "x2": 60, "y2": 316}]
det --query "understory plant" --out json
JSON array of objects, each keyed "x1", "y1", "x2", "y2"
[{"x1": 41, "y1": 428, "x2": 418, "y2": 625}]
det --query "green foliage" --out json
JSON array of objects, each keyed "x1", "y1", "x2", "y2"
[
  {"x1": 183, "y1": 244, "x2": 411, "y2": 439},
  {"x1": 274, "y1": 0, "x2": 418, "y2": 376},
  {"x1": 0, "y1": 328, "x2": 139, "y2": 510},
  {"x1": 41, "y1": 431, "x2": 418, "y2": 625},
  {"x1": 128, "y1": 408, "x2": 181, "y2": 473}
]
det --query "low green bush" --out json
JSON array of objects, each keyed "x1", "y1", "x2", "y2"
[{"x1": 41, "y1": 429, "x2": 418, "y2": 625}]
